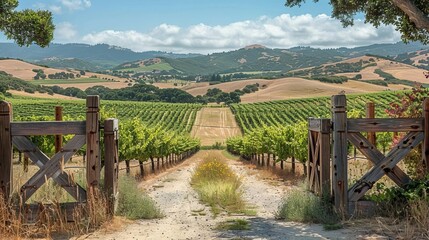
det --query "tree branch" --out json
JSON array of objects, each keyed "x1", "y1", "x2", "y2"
[{"x1": 391, "y1": 0, "x2": 429, "y2": 31}]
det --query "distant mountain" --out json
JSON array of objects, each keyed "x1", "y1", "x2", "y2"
[
  {"x1": 155, "y1": 42, "x2": 429, "y2": 75},
  {"x1": 1, "y1": 41, "x2": 428, "y2": 75},
  {"x1": 0, "y1": 43, "x2": 201, "y2": 69}
]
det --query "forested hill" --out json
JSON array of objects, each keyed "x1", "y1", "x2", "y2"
[{"x1": 117, "y1": 42, "x2": 429, "y2": 75}]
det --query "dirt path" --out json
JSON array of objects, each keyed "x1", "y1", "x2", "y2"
[
  {"x1": 79, "y1": 150, "x2": 375, "y2": 240},
  {"x1": 191, "y1": 107, "x2": 241, "y2": 146}
]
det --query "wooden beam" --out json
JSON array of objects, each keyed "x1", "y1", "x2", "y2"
[
  {"x1": 423, "y1": 98, "x2": 429, "y2": 175},
  {"x1": 0, "y1": 101, "x2": 12, "y2": 200},
  {"x1": 348, "y1": 132, "x2": 411, "y2": 187},
  {"x1": 104, "y1": 118, "x2": 119, "y2": 215},
  {"x1": 348, "y1": 118, "x2": 423, "y2": 133},
  {"x1": 366, "y1": 102, "x2": 376, "y2": 146},
  {"x1": 308, "y1": 118, "x2": 331, "y2": 133},
  {"x1": 12, "y1": 136, "x2": 87, "y2": 202},
  {"x1": 19, "y1": 135, "x2": 86, "y2": 203},
  {"x1": 331, "y1": 94, "x2": 348, "y2": 216},
  {"x1": 86, "y1": 96, "x2": 100, "y2": 189},
  {"x1": 348, "y1": 132, "x2": 423, "y2": 202},
  {"x1": 320, "y1": 119, "x2": 331, "y2": 197},
  {"x1": 11, "y1": 121, "x2": 86, "y2": 136},
  {"x1": 55, "y1": 106, "x2": 63, "y2": 154}
]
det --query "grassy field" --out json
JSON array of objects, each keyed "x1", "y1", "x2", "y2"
[
  {"x1": 191, "y1": 107, "x2": 241, "y2": 146},
  {"x1": 31, "y1": 77, "x2": 110, "y2": 85}
]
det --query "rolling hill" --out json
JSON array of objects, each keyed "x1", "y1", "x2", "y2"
[
  {"x1": 113, "y1": 42, "x2": 429, "y2": 75},
  {"x1": 0, "y1": 59, "x2": 131, "y2": 89}
]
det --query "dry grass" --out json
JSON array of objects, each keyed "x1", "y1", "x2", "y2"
[
  {"x1": 191, "y1": 107, "x2": 241, "y2": 146},
  {"x1": 7, "y1": 90, "x2": 79, "y2": 100},
  {"x1": 191, "y1": 152, "x2": 246, "y2": 216},
  {"x1": 0, "y1": 59, "x2": 130, "y2": 90},
  {"x1": 0, "y1": 189, "x2": 110, "y2": 239}
]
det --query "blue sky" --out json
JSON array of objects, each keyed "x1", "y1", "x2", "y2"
[{"x1": 1, "y1": 0, "x2": 400, "y2": 53}]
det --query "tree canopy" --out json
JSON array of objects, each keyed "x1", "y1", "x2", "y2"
[
  {"x1": 285, "y1": 0, "x2": 429, "y2": 44},
  {"x1": 0, "y1": 0, "x2": 54, "y2": 47}
]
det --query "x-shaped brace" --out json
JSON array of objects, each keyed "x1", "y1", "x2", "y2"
[
  {"x1": 13, "y1": 135, "x2": 87, "y2": 203},
  {"x1": 347, "y1": 131, "x2": 422, "y2": 201}
]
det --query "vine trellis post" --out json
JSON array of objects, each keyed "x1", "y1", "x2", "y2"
[
  {"x1": 308, "y1": 94, "x2": 429, "y2": 217},
  {"x1": 0, "y1": 96, "x2": 119, "y2": 221}
]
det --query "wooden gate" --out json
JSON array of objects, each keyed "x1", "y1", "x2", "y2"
[
  {"x1": 308, "y1": 94, "x2": 429, "y2": 216},
  {"x1": 0, "y1": 96, "x2": 119, "y2": 220}
]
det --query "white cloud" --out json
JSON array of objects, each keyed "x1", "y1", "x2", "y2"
[
  {"x1": 55, "y1": 22, "x2": 78, "y2": 41},
  {"x1": 49, "y1": 5, "x2": 62, "y2": 14},
  {"x1": 61, "y1": 0, "x2": 91, "y2": 11},
  {"x1": 82, "y1": 14, "x2": 401, "y2": 53}
]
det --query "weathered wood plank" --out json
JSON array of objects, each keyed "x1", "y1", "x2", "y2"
[
  {"x1": 12, "y1": 136, "x2": 87, "y2": 202},
  {"x1": 366, "y1": 102, "x2": 376, "y2": 146},
  {"x1": 348, "y1": 132, "x2": 423, "y2": 201},
  {"x1": 55, "y1": 106, "x2": 63, "y2": 154},
  {"x1": 19, "y1": 135, "x2": 86, "y2": 202},
  {"x1": 320, "y1": 121, "x2": 331, "y2": 197},
  {"x1": 86, "y1": 96, "x2": 100, "y2": 189},
  {"x1": 0, "y1": 101, "x2": 12, "y2": 200},
  {"x1": 348, "y1": 118, "x2": 423, "y2": 132},
  {"x1": 423, "y1": 98, "x2": 429, "y2": 174},
  {"x1": 332, "y1": 94, "x2": 348, "y2": 216},
  {"x1": 348, "y1": 132, "x2": 411, "y2": 187},
  {"x1": 104, "y1": 119, "x2": 119, "y2": 215},
  {"x1": 11, "y1": 121, "x2": 86, "y2": 136},
  {"x1": 308, "y1": 118, "x2": 331, "y2": 133}
]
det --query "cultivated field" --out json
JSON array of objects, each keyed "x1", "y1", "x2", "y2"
[
  {"x1": 191, "y1": 107, "x2": 241, "y2": 146},
  {"x1": 0, "y1": 59, "x2": 130, "y2": 89}
]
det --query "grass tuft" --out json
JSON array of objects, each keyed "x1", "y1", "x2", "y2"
[
  {"x1": 191, "y1": 152, "x2": 247, "y2": 216},
  {"x1": 116, "y1": 176, "x2": 163, "y2": 220},
  {"x1": 216, "y1": 219, "x2": 251, "y2": 230},
  {"x1": 275, "y1": 188, "x2": 340, "y2": 229}
]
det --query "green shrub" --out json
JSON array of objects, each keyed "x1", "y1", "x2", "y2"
[
  {"x1": 276, "y1": 189, "x2": 340, "y2": 229},
  {"x1": 116, "y1": 176, "x2": 163, "y2": 220}
]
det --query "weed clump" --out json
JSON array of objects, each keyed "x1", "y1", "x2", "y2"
[
  {"x1": 275, "y1": 189, "x2": 340, "y2": 230},
  {"x1": 116, "y1": 176, "x2": 163, "y2": 220},
  {"x1": 191, "y1": 152, "x2": 245, "y2": 216}
]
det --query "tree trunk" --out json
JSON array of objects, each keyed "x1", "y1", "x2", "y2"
[
  {"x1": 267, "y1": 153, "x2": 271, "y2": 168},
  {"x1": 291, "y1": 156, "x2": 296, "y2": 174},
  {"x1": 125, "y1": 160, "x2": 130, "y2": 175},
  {"x1": 273, "y1": 154, "x2": 276, "y2": 167},
  {"x1": 150, "y1": 157, "x2": 155, "y2": 173},
  {"x1": 280, "y1": 159, "x2": 284, "y2": 170},
  {"x1": 139, "y1": 161, "x2": 145, "y2": 177},
  {"x1": 262, "y1": 154, "x2": 265, "y2": 167}
]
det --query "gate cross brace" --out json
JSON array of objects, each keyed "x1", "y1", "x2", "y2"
[
  {"x1": 347, "y1": 132, "x2": 422, "y2": 201},
  {"x1": 309, "y1": 132, "x2": 321, "y2": 192},
  {"x1": 13, "y1": 135, "x2": 87, "y2": 203}
]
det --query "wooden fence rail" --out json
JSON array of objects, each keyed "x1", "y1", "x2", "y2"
[
  {"x1": 0, "y1": 96, "x2": 119, "y2": 221},
  {"x1": 308, "y1": 95, "x2": 429, "y2": 217}
]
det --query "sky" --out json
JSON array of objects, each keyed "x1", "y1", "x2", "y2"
[{"x1": 0, "y1": 0, "x2": 401, "y2": 53}]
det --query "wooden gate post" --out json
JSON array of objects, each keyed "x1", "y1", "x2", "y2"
[
  {"x1": 331, "y1": 95, "x2": 348, "y2": 217},
  {"x1": 366, "y1": 102, "x2": 376, "y2": 146},
  {"x1": 0, "y1": 101, "x2": 12, "y2": 201},
  {"x1": 320, "y1": 119, "x2": 331, "y2": 196},
  {"x1": 423, "y1": 98, "x2": 429, "y2": 175},
  {"x1": 55, "y1": 106, "x2": 63, "y2": 154},
  {"x1": 86, "y1": 96, "x2": 100, "y2": 189},
  {"x1": 104, "y1": 118, "x2": 119, "y2": 215}
]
